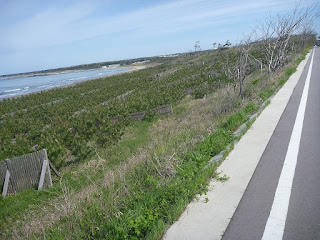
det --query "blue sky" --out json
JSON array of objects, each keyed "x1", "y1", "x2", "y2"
[{"x1": 0, "y1": 0, "x2": 319, "y2": 75}]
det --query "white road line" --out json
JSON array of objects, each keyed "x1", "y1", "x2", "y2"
[{"x1": 262, "y1": 49, "x2": 315, "y2": 240}]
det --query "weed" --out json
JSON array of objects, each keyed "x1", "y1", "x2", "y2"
[
  {"x1": 215, "y1": 173, "x2": 230, "y2": 182},
  {"x1": 278, "y1": 76, "x2": 288, "y2": 87},
  {"x1": 252, "y1": 78, "x2": 261, "y2": 85},
  {"x1": 218, "y1": 112, "x2": 248, "y2": 132},
  {"x1": 285, "y1": 67, "x2": 296, "y2": 77},
  {"x1": 296, "y1": 56, "x2": 305, "y2": 65},
  {"x1": 259, "y1": 89, "x2": 274, "y2": 101},
  {"x1": 244, "y1": 102, "x2": 258, "y2": 114}
]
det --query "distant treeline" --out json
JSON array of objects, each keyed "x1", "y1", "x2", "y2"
[{"x1": 1, "y1": 55, "x2": 179, "y2": 78}]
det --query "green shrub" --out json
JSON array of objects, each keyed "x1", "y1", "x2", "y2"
[{"x1": 192, "y1": 88, "x2": 206, "y2": 99}]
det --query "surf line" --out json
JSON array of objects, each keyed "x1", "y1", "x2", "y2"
[{"x1": 262, "y1": 49, "x2": 315, "y2": 239}]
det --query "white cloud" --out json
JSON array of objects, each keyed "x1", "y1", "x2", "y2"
[
  {"x1": 1, "y1": 1, "x2": 99, "y2": 49},
  {"x1": 0, "y1": 0, "x2": 314, "y2": 51}
]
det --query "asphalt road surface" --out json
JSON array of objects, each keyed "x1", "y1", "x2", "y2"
[{"x1": 222, "y1": 47, "x2": 320, "y2": 240}]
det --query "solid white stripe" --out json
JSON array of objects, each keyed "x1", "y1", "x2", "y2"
[{"x1": 262, "y1": 48, "x2": 315, "y2": 240}]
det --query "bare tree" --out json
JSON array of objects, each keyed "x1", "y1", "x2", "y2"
[
  {"x1": 217, "y1": 41, "x2": 236, "y2": 94},
  {"x1": 293, "y1": 24, "x2": 316, "y2": 52},
  {"x1": 257, "y1": 4, "x2": 317, "y2": 73},
  {"x1": 213, "y1": 42, "x2": 217, "y2": 50},
  {"x1": 194, "y1": 41, "x2": 201, "y2": 52},
  {"x1": 234, "y1": 35, "x2": 254, "y2": 97}
]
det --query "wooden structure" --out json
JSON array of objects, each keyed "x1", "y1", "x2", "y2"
[
  {"x1": 129, "y1": 104, "x2": 173, "y2": 121},
  {"x1": 113, "y1": 104, "x2": 173, "y2": 122},
  {"x1": 0, "y1": 149, "x2": 58, "y2": 197},
  {"x1": 152, "y1": 104, "x2": 173, "y2": 115}
]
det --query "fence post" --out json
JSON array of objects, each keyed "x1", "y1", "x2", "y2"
[
  {"x1": 38, "y1": 159, "x2": 48, "y2": 190},
  {"x1": 48, "y1": 161, "x2": 60, "y2": 177},
  {"x1": 43, "y1": 149, "x2": 53, "y2": 187},
  {"x1": 2, "y1": 169, "x2": 10, "y2": 197}
]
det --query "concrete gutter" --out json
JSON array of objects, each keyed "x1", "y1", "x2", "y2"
[{"x1": 164, "y1": 51, "x2": 312, "y2": 240}]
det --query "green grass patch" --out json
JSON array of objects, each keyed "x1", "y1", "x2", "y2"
[
  {"x1": 244, "y1": 102, "x2": 259, "y2": 114},
  {"x1": 278, "y1": 76, "x2": 288, "y2": 87},
  {"x1": 252, "y1": 77, "x2": 262, "y2": 85},
  {"x1": 218, "y1": 111, "x2": 248, "y2": 132},
  {"x1": 285, "y1": 67, "x2": 296, "y2": 77},
  {"x1": 196, "y1": 129, "x2": 234, "y2": 157},
  {"x1": 0, "y1": 188, "x2": 60, "y2": 228},
  {"x1": 259, "y1": 88, "x2": 274, "y2": 101},
  {"x1": 296, "y1": 56, "x2": 305, "y2": 65}
]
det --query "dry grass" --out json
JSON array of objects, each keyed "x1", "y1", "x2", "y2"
[
  {"x1": 5, "y1": 84, "x2": 246, "y2": 239},
  {"x1": 7, "y1": 65, "x2": 281, "y2": 238},
  {"x1": 2, "y1": 49, "x2": 308, "y2": 239}
]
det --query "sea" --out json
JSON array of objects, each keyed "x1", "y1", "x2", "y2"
[{"x1": 0, "y1": 68, "x2": 129, "y2": 100}]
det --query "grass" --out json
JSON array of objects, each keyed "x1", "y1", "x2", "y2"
[
  {"x1": 0, "y1": 45, "x2": 312, "y2": 239},
  {"x1": 1, "y1": 87, "x2": 245, "y2": 239},
  {"x1": 259, "y1": 88, "x2": 274, "y2": 101},
  {"x1": 33, "y1": 96, "x2": 261, "y2": 239},
  {"x1": 285, "y1": 67, "x2": 296, "y2": 77},
  {"x1": 0, "y1": 120, "x2": 155, "y2": 238},
  {"x1": 40, "y1": 109, "x2": 243, "y2": 240}
]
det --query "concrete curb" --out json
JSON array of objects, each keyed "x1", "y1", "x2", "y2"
[
  {"x1": 164, "y1": 51, "x2": 312, "y2": 240},
  {"x1": 206, "y1": 93, "x2": 276, "y2": 169}
]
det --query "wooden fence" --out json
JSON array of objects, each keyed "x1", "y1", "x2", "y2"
[
  {"x1": 0, "y1": 149, "x2": 58, "y2": 197},
  {"x1": 129, "y1": 104, "x2": 173, "y2": 121},
  {"x1": 0, "y1": 105, "x2": 173, "y2": 196},
  {"x1": 113, "y1": 104, "x2": 173, "y2": 122}
]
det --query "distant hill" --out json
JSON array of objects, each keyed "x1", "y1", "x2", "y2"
[{"x1": 1, "y1": 53, "x2": 183, "y2": 78}]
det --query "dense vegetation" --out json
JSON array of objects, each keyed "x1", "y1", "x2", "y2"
[
  {"x1": 0, "y1": 4, "x2": 317, "y2": 238},
  {"x1": 0, "y1": 30, "x2": 316, "y2": 170},
  {"x1": 0, "y1": 38, "x2": 315, "y2": 240},
  {"x1": 0, "y1": 52, "x2": 221, "y2": 168}
]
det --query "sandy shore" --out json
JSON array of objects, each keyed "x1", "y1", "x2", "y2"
[
  {"x1": 0, "y1": 63, "x2": 159, "y2": 101},
  {"x1": 6, "y1": 64, "x2": 150, "y2": 79}
]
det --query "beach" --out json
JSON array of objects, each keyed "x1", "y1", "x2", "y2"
[{"x1": 0, "y1": 64, "x2": 154, "y2": 100}]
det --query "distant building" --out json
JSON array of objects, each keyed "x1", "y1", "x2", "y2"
[
  {"x1": 108, "y1": 64, "x2": 120, "y2": 68},
  {"x1": 132, "y1": 60, "x2": 150, "y2": 65},
  {"x1": 102, "y1": 64, "x2": 120, "y2": 69},
  {"x1": 159, "y1": 54, "x2": 178, "y2": 58}
]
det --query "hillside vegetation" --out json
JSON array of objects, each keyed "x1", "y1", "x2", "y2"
[{"x1": 0, "y1": 5, "x2": 317, "y2": 239}]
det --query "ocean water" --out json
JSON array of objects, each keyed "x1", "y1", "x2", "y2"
[{"x1": 0, "y1": 68, "x2": 129, "y2": 100}]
